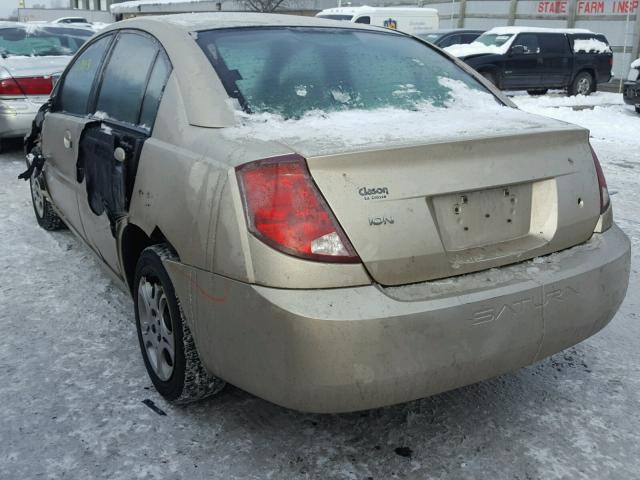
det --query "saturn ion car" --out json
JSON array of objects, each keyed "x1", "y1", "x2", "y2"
[{"x1": 24, "y1": 13, "x2": 630, "y2": 413}]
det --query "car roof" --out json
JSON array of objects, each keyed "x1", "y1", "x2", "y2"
[
  {"x1": 486, "y1": 26, "x2": 593, "y2": 35},
  {"x1": 104, "y1": 12, "x2": 395, "y2": 34}
]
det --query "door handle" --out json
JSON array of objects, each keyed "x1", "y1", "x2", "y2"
[{"x1": 63, "y1": 130, "x2": 72, "y2": 149}]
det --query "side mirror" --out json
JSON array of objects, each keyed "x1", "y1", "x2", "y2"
[{"x1": 510, "y1": 45, "x2": 525, "y2": 55}]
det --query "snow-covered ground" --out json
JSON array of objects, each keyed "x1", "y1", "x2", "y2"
[{"x1": 1, "y1": 92, "x2": 639, "y2": 479}]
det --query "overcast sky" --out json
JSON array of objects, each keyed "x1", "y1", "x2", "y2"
[{"x1": 1, "y1": 0, "x2": 65, "y2": 20}]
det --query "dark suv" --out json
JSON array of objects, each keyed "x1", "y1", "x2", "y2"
[
  {"x1": 453, "y1": 28, "x2": 613, "y2": 95},
  {"x1": 623, "y1": 60, "x2": 640, "y2": 113}
]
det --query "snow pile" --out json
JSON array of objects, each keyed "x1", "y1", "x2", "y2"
[
  {"x1": 445, "y1": 40, "x2": 513, "y2": 58},
  {"x1": 223, "y1": 78, "x2": 565, "y2": 154},
  {"x1": 512, "y1": 92, "x2": 639, "y2": 146},
  {"x1": 512, "y1": 91, "x2": 623, "y2": 108},
  {"x1": 573, "y1": 38, "x2": 611, "y2": 53}
]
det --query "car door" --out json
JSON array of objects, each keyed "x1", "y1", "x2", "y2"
[
  {"x1": 538, "y1": 33, "x2": 571, "y2": 87},
  {"x1": 42, "y1": 33, "x2": 114, "y2": 238},
  {"x1": 75, "y1": 31, "x2": 171, "y2": 276},
  {"x1": 503, "y1": 33, "x2": 542, "y2": 89}
]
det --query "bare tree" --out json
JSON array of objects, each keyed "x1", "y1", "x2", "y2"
[{"x1": 243, "y1": 0, "x2": 289, "y2": 12}]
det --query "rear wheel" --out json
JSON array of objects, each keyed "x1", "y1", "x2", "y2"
[
  {"x1": 30, "y1": 173, "x2": 65, "y2": 231},
  {"x1": 134, "y1": 244, "x2": 225, "y2": 404},
  {"x1": 527, "y1": 89, "x2": 548, "y2": 96},
  {"x1": 635, "y1": 106, "x2": 640, "y2": 114},
  {"x1": 569, "y1": 71, "x2": 594, "y2": 96}
]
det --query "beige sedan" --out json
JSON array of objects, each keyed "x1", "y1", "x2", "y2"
[{"x1": 24, "y1": 13, "x2": 630, "y2": 413}]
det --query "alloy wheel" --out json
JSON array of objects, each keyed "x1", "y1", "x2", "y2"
[
  {"x1": 137, "y1": 276, "x2": 176, "y2": 381},
  {"x1": 30, "y1": 175, "x2": 45, "y2": 218}
]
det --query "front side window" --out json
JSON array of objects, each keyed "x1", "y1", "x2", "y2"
[
  {"x1": 57, "y1": 34, "x2": 112, "y2": 115},
  {"x1": 513, "y1": 34, "x2": 540, "y2": 54},
  {"x1": 95, "y1": 33, "x2": 159, "y2": 126},
  {"x1": 197, "y1": 27, "x2": 489, "y2": 119},
  {"x1": 354, "y1": 16, "x2": 371, "y2": 24}
]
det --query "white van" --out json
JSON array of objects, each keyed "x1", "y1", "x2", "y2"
[{"x1": 316, "y1": 6, "x2": 439, "y2": 35}]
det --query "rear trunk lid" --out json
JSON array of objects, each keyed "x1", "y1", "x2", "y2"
[
  {"x1": 0, "y1": 55, "x2": 71, "y2": 79},
  {"x1": 300, "y1": 119, "x2": 600, "y2": 285}
]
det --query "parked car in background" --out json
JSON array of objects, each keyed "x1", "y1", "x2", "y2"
[
  {"x1": 623, "y1": 58, "x2": 640, "y2": 113},
  {"x1": 52, "y1": 17, "x2": 91, "y2": 26},
  {"x1": 419, "y1": 29, "x2": 483, "y2": 48},
  {"x1": 0, "y1": 22, "x2": 92, "y2": 150},
  {"x1": 446, "y1": 27, "x2": 613, "y2": 96},
  {"x1": 52, "y1": 17, "x2": 110, "y2": 32},
  {"x1": 25, "y1": 13, "x2": 629, "y2": 413},
  {"x1": 316, "y1": 6, "x2": 438, "y2": 35}
]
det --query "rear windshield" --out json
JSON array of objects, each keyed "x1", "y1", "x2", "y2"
[
  {"x1": 0, "y1": 26, "x2": 92, "y2": 57},
  {"x1": 196, "y1": 27, "x2": 489, "y2": 118}
]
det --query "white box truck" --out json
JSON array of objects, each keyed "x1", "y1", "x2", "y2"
[{"x1": 316, "y1": 6, "x2": 439, "y2": 35}]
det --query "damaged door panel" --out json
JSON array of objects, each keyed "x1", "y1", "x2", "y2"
[
  {"x1": 74, "y1": 32, "x2": 171, "y2": 275},
  {"x1": 77, "y1": 124, "x2": 146, "y2": 233}
]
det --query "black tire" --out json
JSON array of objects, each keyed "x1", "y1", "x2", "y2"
[
  {"x1": 527, "y1": 89, "x2": 548, "y2": 96},
  {"x1": 635, "y1": 106, "x2": 640, "y2": 114},
  {"x1": 569, "y1": 71, "x2": 594, "y2": 96},
  {"x1": 29, "y1": 173, "x2": 65, "y2": 231},
  {"x1": 134, "y1": 244, "x2": 225, "y2": 404},
  {"x1": 480, "y1": 71, "x2": 497, "y2": 87}
]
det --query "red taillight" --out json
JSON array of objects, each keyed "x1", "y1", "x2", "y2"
[
  {"x1": 14, "y1": 76, "x2": 53, "y2": 95},
  {"x1": 590, "y1": 144, "x2": 610, "y2": 214},
  {"x1": 0, "y1": 76, "x2": 53, "y2": 96},
  {"x1": 0, "y1": 77, "x2": 23, "y2": 95},
  {"x1": 236, "y1": 154, "x2": 360, "y2": 263}
]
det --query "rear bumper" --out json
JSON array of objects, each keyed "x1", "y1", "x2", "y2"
[
  {"x1": 0, "y1": 98, "x2": 43, "y2": 139},
  {"x1": 167, "y1": 225, "x2": 630, "y2": 413},
  {"x1": 623, "y1": 81, "x2": 640, "y2": 106}
]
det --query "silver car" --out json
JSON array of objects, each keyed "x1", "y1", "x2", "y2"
[
  {"x1": 0, "y1": 22, "x2": 92, "y2": 150},
  {"x1": 25, "y1": 13, "x2": 630, "y2": 413}
]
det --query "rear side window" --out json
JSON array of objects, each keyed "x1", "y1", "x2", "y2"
[
  {"x1": 95, "y1": 33, "x2": 159, "y2": 125},
  {"x1": 538, "y1": 33, "x2": 569, "y2": 54},
  {"x1": 354, "y1": 16, "x2": 370, "y2": 24},
  {"x1": 571, "y1": 34, "x2": 611, "y2": 54},
  {"x1": 139, "y1": 52, "x2": 172, "y2": 130},
  {"x1": 57, "y1": 35, "x2": 112, "y2": 115}
]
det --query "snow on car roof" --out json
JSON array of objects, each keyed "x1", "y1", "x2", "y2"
[
  {"x1": 318, "y1": 6, "x2": 438, "y2": 14},
  {"x1": 487, "y1": 26, "x2": 593, "y2": 35},
  {"x1": 631, "y1": 58, "x2": 640, "y2": 69},
  {"x1": 107, "y1": 12, "x2": 400, "y2": 32}
]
